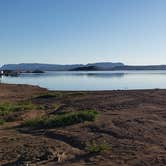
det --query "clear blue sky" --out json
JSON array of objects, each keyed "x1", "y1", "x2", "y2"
[{"x1": 0, "y1": 0, "x2": 166, "y2": 65}]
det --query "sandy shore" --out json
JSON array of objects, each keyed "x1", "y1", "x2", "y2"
[{"x1": 0, "y1": 84, "x2": 166, "y2": 165}]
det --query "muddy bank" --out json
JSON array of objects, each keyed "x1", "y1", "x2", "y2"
[{"x1": 0, "y1": 84, "x2": 166, "y2": 165}]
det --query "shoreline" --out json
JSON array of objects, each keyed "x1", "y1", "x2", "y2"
[{"x1": 0, "y1": 82, "x2": 164, "y2": 92}]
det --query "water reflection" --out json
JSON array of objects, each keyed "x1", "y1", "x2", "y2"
[
  {"x1": 1, "y1": 71, "x2": 166, "y2": 90},
  {"x1": 85, "y1": 73, "x2": 124, "y2": 78},
  {"x1": 20, "y1": 72, "x2": 125, "y2": 78}
]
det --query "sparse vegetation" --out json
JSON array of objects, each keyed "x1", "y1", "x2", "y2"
[
  {"x1": 85, "y1": 140, "x2": 109, "y2": 153},
  {"x1": 23, "y1": 110, "x2": 98, "y2": 128},
  {"x1": 0, "y1": 103, "x2": 36, "y2": 116},
  {"x1": 0, "y1": 84, "x2": 166, "y2": 165}
]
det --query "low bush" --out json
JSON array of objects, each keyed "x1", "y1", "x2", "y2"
[
  {"x1": 85, "y1": 140, "x2": 109, "y2": 153},
  {"x1": 32, "y1": 92, "x2": 62, "y2": 99},
  {"x1": 0, "y1": 119, "x2": 5, "y2": 125},
  {"x1": 23, "y1": 110, "x2": 98, "y2": 128},
  {"x1": 0, "y1": 103, "x2": 36, "y2": 116}
]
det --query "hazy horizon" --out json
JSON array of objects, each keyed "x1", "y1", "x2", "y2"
[{"x1": 0, "y1": 0, "x2": 166, "y2": 65}]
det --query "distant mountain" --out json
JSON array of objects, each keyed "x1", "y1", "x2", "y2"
[
  {"x1": 111, "y1": 65, "x2": 166, "y2": 70},
  {"x1": 0, "y1": 62, "x2": 124, "y2": 71},
  {"x1": 0, "y1": 63, "x2": 84, "y2": 71},
  {"x1": 87, "y1": 62, "x2": 124, "y2": 69},
  {"x1": 2, "y1": 63, "x2": 166, "y2": 71},
  {"x1": 71, "y1": 64, "x2": 166, "y2": 71},
  {"x1": 70, "y1": 66, "x2": 99, "y2": 71},
  {"x1": 71, "y1": 62, "x2": 124, "y2": 71}
]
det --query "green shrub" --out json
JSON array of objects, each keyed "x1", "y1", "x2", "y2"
[
  {"x1": 23, "y1": 117, "x2": 44, "y2": 127},
  {"x1": 23, "y1": 110, "x2": 98, "y2": 128},
  {"x1": 0, "y1": 103, "x2": 36, "y2": 116},
  {"x1": 33, "y1": 92, "x2": 62, "y2": 99},
  {"x1": 0, "y1": 119, "x2": 5, "y2": 125},
  {"x1": 85, "y1": 140, "x2": 109, "y2": 153}
]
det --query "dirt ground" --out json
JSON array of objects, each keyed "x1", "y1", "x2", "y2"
[{"x1": 0, "y1": 84, "x2": 166, "y2": 166}]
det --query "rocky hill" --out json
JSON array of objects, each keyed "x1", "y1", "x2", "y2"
[{"x1": 0, "y1": 62, "x2": 124, "y2": 71}]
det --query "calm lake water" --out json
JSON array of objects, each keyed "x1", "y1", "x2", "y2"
[{"x1": 1, "y1": 71, "x2": 166, "y2": 90}]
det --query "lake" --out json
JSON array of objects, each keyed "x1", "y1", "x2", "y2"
[{"x1": 0, "y1": 71, "x2": 166, "y2": 90}]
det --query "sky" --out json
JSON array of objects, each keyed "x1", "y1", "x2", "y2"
[{"x1": 0, "y1": 0, "x2": 166, "y2": 65}]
